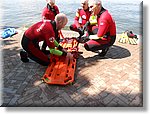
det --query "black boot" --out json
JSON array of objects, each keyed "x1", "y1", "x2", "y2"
[
  {"x1": 99, "y1": 47, "x2": 109, "y2": 57},
  {"x1": 20, "y1": 51, "x2": 29, "y2": 62}
]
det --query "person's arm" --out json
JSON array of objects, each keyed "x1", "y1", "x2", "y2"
[
  {"x1": 43, "y1": 23, "x2": 67, "y2": 56},
  {"x1": 74, "y1": 9, "x2": 81, "y2": 28},
  {"x1": 89, "y1": 19, "x2": 109, "y2": 40},
  {"x1": 49, "y1": 39, "x2": 67, "y2": 56},
  {"x1": 55, "y1": 5, "x2": 59, "y2": 14},
  {"x1": 42, "y1": 7, "x2": 48, "y2": 20},
  {"x1": 46, "y1": 35, "x2": 66, "y2": 56}
]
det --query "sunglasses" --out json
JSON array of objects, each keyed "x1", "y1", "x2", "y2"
[
  {"x1": 81, "y1": 3, "x2": 86, "y2": 5},
  {"x1": 89, "y1": 5, "x2": 93, "y2": 8}
]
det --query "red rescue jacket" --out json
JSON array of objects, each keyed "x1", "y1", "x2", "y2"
[
  {"x1": 42, "y1": 4, "x2": 59, "y2": 20},
  {"x1": 25, "y1": 20, "x2": 57, "y2": 48},
  {"x1": 97, "y1": 8, "x2": 116, "y2": 38},
  {"x1": 74, "y1": 8, "x2": 91, "y2": 28}
]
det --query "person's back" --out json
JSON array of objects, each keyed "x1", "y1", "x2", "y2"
[{"x1": 24, "y1": 21, "x2": 54, "y2": 43}]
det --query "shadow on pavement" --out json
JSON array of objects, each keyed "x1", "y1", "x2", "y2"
[
  {"x1": 1, "y1": 33, "x2": 142, "y2": 108},
  {"x1": 91, "y1": 45, "x2": 131, "y2": 59}
]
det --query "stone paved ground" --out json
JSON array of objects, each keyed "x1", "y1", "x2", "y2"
[{"x1": 0, "y1": 28, "x2": 142, "y2": 107}]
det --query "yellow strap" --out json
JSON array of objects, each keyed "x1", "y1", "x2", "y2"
[{"x1": 76, "y1": 12, "x2": 80, "y2": 17}]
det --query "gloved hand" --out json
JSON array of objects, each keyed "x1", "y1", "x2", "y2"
[
  {"x1": 61, "y1": 49, "x2": 67, "y2": 56},
  {"x1": 77, "y1": 36, "x2": 90, "y2": 43},
  {"x1": 57, "y1": 45, "x2": 63, "y2": 51},
  {"x1": 77, "y1": 27, "x2": 84, "y2": 36}
]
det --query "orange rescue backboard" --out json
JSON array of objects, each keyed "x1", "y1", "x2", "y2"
[{"x1": 42, "y1": 38, "x2": 79, "y2": 85}]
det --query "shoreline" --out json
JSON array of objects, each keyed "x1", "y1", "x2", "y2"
[
  {"x1": 0, "y1": 25, "x2": 141, "y2": 35},
  {"x1": 18, "y1": 26, "x2": 142, "y2": 38},
  {"x1": 1, "y1": 26, "x2": 142, "y2": 44}
]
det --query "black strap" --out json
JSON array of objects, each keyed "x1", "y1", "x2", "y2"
[
  {"x1": 50, "y1": 20, "x2": 59, "y2": 42},
  {"x1": 47, "y1": 4, "x2": 57, "y2": 16},
  {"x1": 97, "y1": 7, "x2": 106, "y2": 18},
  {"x1": 50, "y1": 20, "x2": 56, "y2": 31}
]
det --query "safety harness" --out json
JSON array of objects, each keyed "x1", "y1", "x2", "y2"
[
  {"x1": 47, "y1": 4, "x2": 57, "y2": 16},
  {"x1": 97, "y1": 7, "x2": 106, "y2": 18}
]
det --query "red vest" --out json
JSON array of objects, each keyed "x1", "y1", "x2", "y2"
[
  {"x1": 74, "y1": 8, "x2": 91, "y2": 27},
  {"x1": 42, "y1": 4, "x2": 59, "y2": 20}
]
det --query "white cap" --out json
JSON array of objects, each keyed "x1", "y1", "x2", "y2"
[
  {"x1": 81, "y1": 0, "x2": 88, "y2": 4},
  {"x1": 46, "y1": 0, "x2": 55, "y2": 4},
  {"x1": 88, "y1": 0, "x2": 101, "y2": 7}
]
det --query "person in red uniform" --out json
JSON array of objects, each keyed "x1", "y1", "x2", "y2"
[
  {"x1": 41, "y1": 0, "x2": 60, "y2": 52},
  {"x1": 42, "y1": 0, "x2": 59, "y2": 21},
  {"x1": 20, "y1": 13, "x2": 68, "y2": 66},
  {"x1": 70, "y1": 0, "x2": 92, "y2": 35},
  {"x1": 84, "y1": 0, "x2": 116, "y2": 56}
]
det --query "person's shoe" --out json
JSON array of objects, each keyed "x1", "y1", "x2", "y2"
[
  {"x1": 20, "y1": 51, "x2": 29, "y2": 62},
  {"x1": 127, "y1": 31, "x2": 137, "y2": 38},
  {"x1": 99, "y1": 48, "x2": 109, "y2": 57}
]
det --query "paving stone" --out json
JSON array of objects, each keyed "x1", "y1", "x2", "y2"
[{"x1": 1, "y1": 30, "x2": 142, "y2": 107}]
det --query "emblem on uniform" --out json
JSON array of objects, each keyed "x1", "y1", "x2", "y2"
[
  {"x1": 49, "y1": 37, "x2": 55, "y2": 43},
  {"x1": 82, "y1": 15, "x2": 86, "y2": 19},
  {"x1": 100, "y1": 22, "x2": 104, "y2": 25}
]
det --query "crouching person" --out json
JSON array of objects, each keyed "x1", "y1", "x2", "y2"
[
  {"x1": 84, "y1": 0, "x2": 116, "y2": 57},
  {"x1": 20, "y1": 13, "x2": 68, "y2": 66}
]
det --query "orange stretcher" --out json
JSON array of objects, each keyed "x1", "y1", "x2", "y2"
[{"x1": 42, "y1": 38, "x2": 79, "y2": 85}]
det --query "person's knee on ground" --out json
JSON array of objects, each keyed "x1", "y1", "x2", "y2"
[
  {"x1": 84, "y1": 43, "x2": 89, "y2": 50},
  {"x1": 70, "y1": 24, "x2": 78, "y2": 32},
  {"x1": 84, "y1": 43, "x2": 91, "y2": 51}
]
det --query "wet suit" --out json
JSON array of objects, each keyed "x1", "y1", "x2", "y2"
[
  {"x1": 84, "y1": 7, "x2": 116, "y2": 53},
  {"x1": 41, "y1": 4, "x2": 60, "y2": 51},
  {"x1": 21, "y1": 20, "x2": 64, "y2": 66},
  {"x1": 70, "y1": 7, "x2": 93, "y2": 34},
  {"x1": 42, "y1": 4, "x2": 59, "y2": 20}
]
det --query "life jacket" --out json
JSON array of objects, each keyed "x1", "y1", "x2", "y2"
[{"x1": 75, "y1": 7, "x2": 91, "y2": 26}]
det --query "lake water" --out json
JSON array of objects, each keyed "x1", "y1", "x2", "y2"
[{"x1": 0, "y1": 0, "x2": 142, "y2": 34}]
